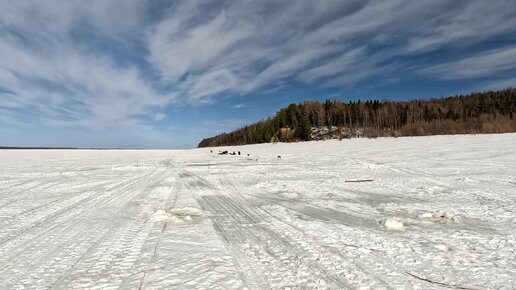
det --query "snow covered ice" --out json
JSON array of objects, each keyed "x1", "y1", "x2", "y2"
[{"x1": 0, "y1": 133, "x2": 515, "y2": 289}]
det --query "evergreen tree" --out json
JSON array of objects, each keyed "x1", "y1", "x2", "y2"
[{"x1": 296, "y1": 107, "x2": 312, "y2": 141}]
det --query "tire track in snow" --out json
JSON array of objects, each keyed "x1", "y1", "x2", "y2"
[
  {"x1": 224, "y1": 171, "x2": 396, "y2": 288},
  {"x1": 0, "y1": 166, "x2": 171, "y2": 289},
  {"x1": 0, "y1": 170, "x2": 153, "y2": 247},
  {"x1": 177, "y1": 163, "x2": 379, "y2": 289}
]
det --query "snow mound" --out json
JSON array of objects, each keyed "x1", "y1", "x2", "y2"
[
  {"x1": 417, "y1": 185, "x2": 445, "y2": 194},
  {"x1": 153, "y1": 209, "x2": 170, "y2": 221},
  {"x1": 378, "y1": 217, "x2": 404, "y2": 231},
  {"x1": 433, "y1": 244, "x2": 450, "y2": 252},
  {"x1": 168, "y1": 207, "x2": 203, "y2": 217},
  {"x1": 152, "y1": 207, "x2": 203, "y2": 223},
  {"x1": 458, "y1": 177, "x2": 476, "y2": 182},
  {"x1": 279, "y1": 191, "x2": 300, "y2": 199},
  {"x1": 350, "y1": 159, "x2": 383, "y2": 170},
  {"x1": 419, "y1": 210, "x2": 460, "y2": 222}
]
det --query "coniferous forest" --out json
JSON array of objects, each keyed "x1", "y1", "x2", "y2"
[{"x1": 198, "y1": 89, "x2": 516, "y2": 148}]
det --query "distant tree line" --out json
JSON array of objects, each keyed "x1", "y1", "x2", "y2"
[{"x1": 198, "y1": 89, "x2": 516, "y2": 147}]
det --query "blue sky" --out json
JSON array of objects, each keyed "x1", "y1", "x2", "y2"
[{"x1": 1, "y1": 0, "x2": 515, "y2": 148}]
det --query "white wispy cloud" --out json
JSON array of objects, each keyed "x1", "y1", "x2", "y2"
[
  {"x1": 232, "y1": 103, "x2": 245, "y2": 109},
  {"x1": 147, "y1": 0, "x2": 516, "y2": 103},
  {"x1": 0, "y1": 0, "x2": 175, "y2": 131},
  {"x1": 421, "y1": 45, "x2": 516, "y2": 79},
  {"x1": 406, "y1": 1, "x2": 516, "y2": 53}
]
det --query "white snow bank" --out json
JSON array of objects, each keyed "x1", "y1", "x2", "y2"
[
  {"x1": 349, "y1": 159, "x2": 383, "y2": 170},
  {"x1": 153, "y1": 209, "x2": 170, "y2": 221},
  {"x1": 152, "y1": 207, "x2": 203, "y2": 222},
  {"x1": 416, "y1": 185, "x2": 446, "y2": 194},
  {"x1": 168, "y1": 207, "x2": 203, "y2": 217},
  {"x1": 378, "y1": 217, "x2": 404, "y2": 231},
  {"x1": 433, "y1": 244, "x2": 450, "y2": 252},
  {"x1": 419, "y1": 210, "x2": 460, "y2": 222}
]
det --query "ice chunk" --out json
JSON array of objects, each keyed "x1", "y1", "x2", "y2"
[
  {"x1": 419, "y1": 210, "x2": 460, "y2": 222},
  {"x1": 378, "y1": 217, "x2": 404, "y2": 231}
]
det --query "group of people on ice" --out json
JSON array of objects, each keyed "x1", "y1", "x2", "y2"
[{"x1": 210, "y1": 149, "x2": 281, "y2": 159}]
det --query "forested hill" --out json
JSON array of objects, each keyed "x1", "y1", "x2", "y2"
[{"x1": 198, "y1": 89, "x2": 516, "y2": 148}]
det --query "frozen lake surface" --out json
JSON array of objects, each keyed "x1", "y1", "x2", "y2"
[{"x1": 0, "y1": 134, "x2": 515, "y2": 289}]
